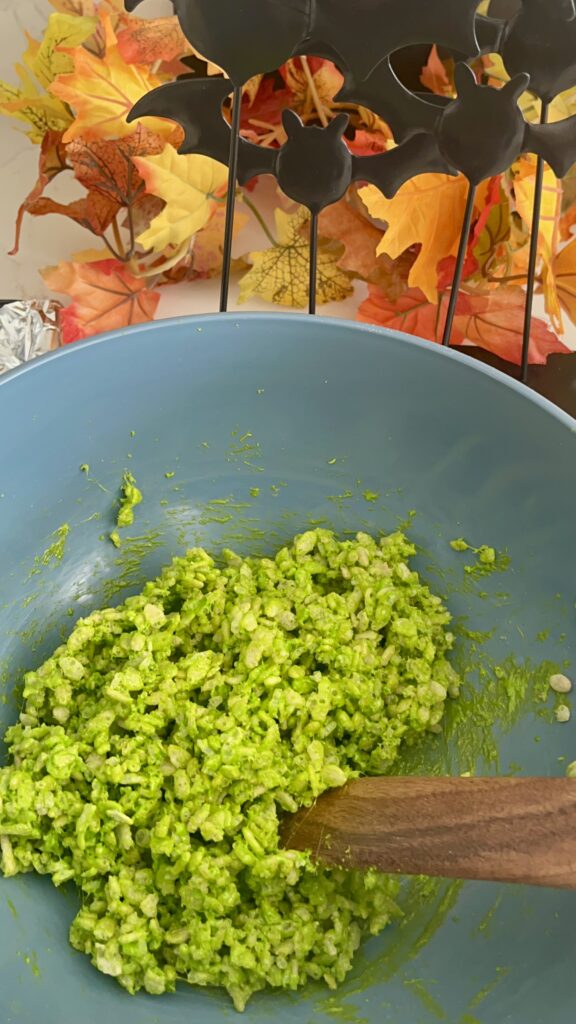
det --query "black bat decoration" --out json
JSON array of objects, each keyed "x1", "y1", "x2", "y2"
[
  {"x1": 342, "y1": 60, "x2": 576, "y2": 184},
  {"x1": 126, "y1": 0, "x2": 482, "y2": 85},
  {"x1": 124, "y1": 0, "x2": 313, "y2": 86},
  {"x1": 128, "y1": 78, "x2": 456, "y2": 211},
  {"x1": 477, "y1": 0, "x2": 576, "y2": 102},
  {"x1": 299, "y1": 0, "x2": 481, "y2": 78}
]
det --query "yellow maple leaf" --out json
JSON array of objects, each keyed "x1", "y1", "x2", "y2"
[
  {"x1": 238, "y1": 208, "x2": 352, "y2": 308},
  {"x1": 49, "y1": 14, "x2": 170, "y2": 142},
  {"x1": 360, "y1": 174, "x2": 470, "y2": 302},
  {"x1": 0, "y1": 12, "x2": 95, "y2": 141},
  {"x1": 513, "y1": 156, "x2": 563, "y2": 330},
  {"x1": 25, "y1": 12, "x2": 97, "y2": 89},
  {"x1": 483, "y1": 53, "x2": 576, "y2": 123},
  {"x1": 549, "y1": 237, "x2": 576, "y2": 331},
  {"x1": 133, "y1": 145, "x2": 229, "y2": 253}
]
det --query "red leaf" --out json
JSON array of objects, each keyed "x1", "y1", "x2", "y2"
[
  {"x1": 358, "y1": 283, "x2": 567, "y2": 366},
  {"x1": 11, "y1": 131, "x2": 68, "y2": 255},
  {"x1": 115, "y1": 15, "x2": 192, "y2": 65},
  {"x1": 22, "y1": 193, "x2": 119, "y2": 236},
  {"x1": 241, "y1": 77, "x2": 292, "y2": 139},
  {"x1": 43, "y1": 258, "x2": 160, "y2": 343},
  {"x1": 436, "y1": 252, "x2": 478, "y2": 291},
  {"x1": 470, "y1": 175, "x2": 503, "y2": 250},
  {"x1": 67, "y1": 126, "x2": 164, "y2": 203},
  {"x1": 346, "y1": 129, "x2": 389, "y2": 157},
  {"x1": 357, "y1": 284, "x2": 465, "y2": 343},
  {"x1": 452, "y1": 287, "x2": 569, "y2": 365}
]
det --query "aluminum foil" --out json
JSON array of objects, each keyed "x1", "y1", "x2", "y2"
[{"x1": 0, "y1": 300, "x2": 62, "y2": 375}]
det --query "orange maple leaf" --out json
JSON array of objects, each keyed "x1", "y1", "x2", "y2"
[
  {"x1": 319, "y1": 199, "x2": 383, "y2": 279},
  {"x1": 420, "y1": 45, "x2": 454, "y2": 97},
  {"x1": 43, "y1": 258, "x2": 160, "y2": 342},
  {"x1": 115, "y1": 15, "x2": 192, "y2": 65},
  {"x1": 359, "y1": 174, "x2": 471, "y2": 302},
  {"x1": 49, "y1": 14, "x2": 171, "y2": 142},
  {"x1": 357, "y1": 285, "x2": 454, "y2": 343},
  {"x1": 358, "y1": 284, "x2": 567, "y2": 365}
]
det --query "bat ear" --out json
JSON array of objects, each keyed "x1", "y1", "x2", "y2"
[
  {"x1": 503, "y1": 73, "x2": 530, "y2": 103},
  {"x1": 327, "y1": 113, "x2": 349, "y2": 138},
  {"x1": 282, "y1": 109, "x2": 303, "y2": 138},
  {"x1": 454, "y1": 62, "x2": 477, "y2": 97}
]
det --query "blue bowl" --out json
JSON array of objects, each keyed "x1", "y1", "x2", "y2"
[{"x1": 1, "y1": 314, "x2": 575, "y2": 1024}]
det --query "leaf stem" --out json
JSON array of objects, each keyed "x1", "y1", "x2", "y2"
[
  {"x1": 112, "y1": 216, "x2": 126, "y2": 260},
  {"x1": 301, "y1": 56, "x2": 329, "y2": 127},
  {"x1": 241, "y1": 192, "x2": 277, "y2": 246}
]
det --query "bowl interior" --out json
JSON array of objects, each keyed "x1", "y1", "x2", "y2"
[{"x1": 1, "y1": 314, "x2": 575, "y2": 1024}]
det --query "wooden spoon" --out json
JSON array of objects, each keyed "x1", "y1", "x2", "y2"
[{"x1": 280, "y1": 777, "x2": 576, "y2": 889}]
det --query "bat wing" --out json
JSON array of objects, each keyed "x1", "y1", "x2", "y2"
[
  {"x1": 128, "y1": 78, "x2": 276, "y2": 185},
  {"x1": 352, "y1": 134, "x2": 457, "y2": 199},
  {"x1": 337, "y1": 59, "x2": 443, "y2": 143},
  {"x1": 475, "y1": 14, "x2": 506, "y2": 54},
  {"x1": 525, "y1": 117, "x2": 576, "y2": 179}
]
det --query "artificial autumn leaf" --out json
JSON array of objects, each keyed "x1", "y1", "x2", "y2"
[
  {"x1": 453, "y1": 286, "x2": 567, "y2": 365},
  {"x1": 359, "y1": 283, "x2": 565, "y2": 365},
  {"x1": 280, "y1": 57, "x2": 343, "y2": 115},
  {"x1": 319, "y1": 199, "x2": 383, "y2": 279},
  {"x1": 0, "y1": 10, "x2": 98, "y2": 141},
  {"x1": 436, "y1": 252, "x2": 478, "y2": 291},
  {"x1": 133, "y1": 146, "x2": 228, "y2": 253},
  {"x1": 346, "y1": 129, "x2": 389, "y2": 157},
  {"x1": 50, "y1": 0, "x2": 123, "y2": 15},
  {"x1": 191, "y1": 204, "x2": 248, "y2": 278},
  {"x1": 420, "y1": 45, "x2": 453, "y2": 97},
  {"x1": 513, "y1": 157, "x2": 563, "y2": 329},
  {"x1": 239, "y1": 207, "x2": 352, "y2": 308},
  {"x1": 23, "y1": 192, "x2": 119, "y2": 237},
  {"x1": 360, "y1": 173, "x2": 470, "y2": 302},
  {"x1": 67, "y1": 125, "x2": 163, "y2": 204},
  {"x1": 551, "y1": 237, "x2": 576, "y2": 326},
  {"x1": 43, "y1": 258, "x2": 160, "y2": 343},
  {"x1": 25, "y1": 11, "x2": 97, "y2": 89},
  {"x1": 514, "y1": 159, "x2": 561, "y2": 260},
  {"x1": 369, "y1": 249, "x2": 418, "y2": 302},
  {"x1": 357, "y1": 284, "x2": 453, "y2": 342},
  {"x1": 11, "y1": 130, "x2": 68, "y2": 254},
  {"x1": 471, "y1": 176, "x2": 510, "y2": 276},
  {"x1": 115, "y1": 16, "x2": 192, "y2": 66},
  {"x1": 50, "y1": 15, "x2": 170, "y2": 142},
  {"x1": 241, "y1": 77, "x2": 293, "y2": 148}
]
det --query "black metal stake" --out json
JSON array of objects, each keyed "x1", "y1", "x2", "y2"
[
  {"x1": 219, "y1": 84, "x2": 243, "y2": 313},
  {"x1": 442, "y1": 181, "x2": 476, "y2": 347},
  {"x1": 520, "y1": 100, "x2": 550, "y2": 383},
  {"x1": 309, "y1": 210, "x2": 319, "y2": 315}
]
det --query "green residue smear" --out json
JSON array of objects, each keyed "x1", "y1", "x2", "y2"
[
  {"x1": 18, "y1": 950, "x2": 40, "y2": 978},
  {"x1": 477, "y1": 896, "x2": 502, "y2": 937},
  {"x1": 6, "y1": 897, "x2": 18, "y2": 919},
  {"x1": 468, "y1": 966, "x2": 511, "y2": 1010},
  {"x1": 403, "y1": 977, "x2": 446, "y2": 1020},
  {"x1": 450, "y1": 538, "x2": 510, "y2": 580},
  {"x1": 28, "y1": 524, "x2": 69, "y2": 579}
]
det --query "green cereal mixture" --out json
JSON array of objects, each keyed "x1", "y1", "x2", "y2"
[
  {"x1": 117, "y1": 471, "x2": 143, "y2": 528},
  {"x1": 0, "y1": 530, "x2": 460, "y2": 1011}
]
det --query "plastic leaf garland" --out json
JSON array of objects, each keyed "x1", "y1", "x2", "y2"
[{"x1": 0, "y1": 0, "x2": 574, "y2": 363}]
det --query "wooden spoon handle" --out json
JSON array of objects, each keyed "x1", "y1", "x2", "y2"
[{"x1": 281, "y1": 777, "x2": 576, "y2": 889}]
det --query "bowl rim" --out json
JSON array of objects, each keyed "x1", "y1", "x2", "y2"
[{"x1": 2, "y1": 311, "x2": 575, "y2": 434}]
